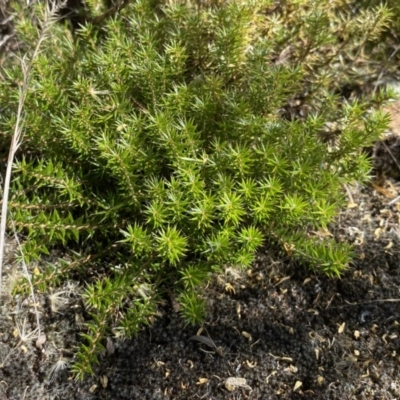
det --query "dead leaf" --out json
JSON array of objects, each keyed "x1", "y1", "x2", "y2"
[
  {"x1": 36, "y1": 334, "x2": 46, "y2": 350},
  {"x1": 236, "y1": 303, "x2": 241, "y2": 319},
  {"x1": 89, "y1": 385, "x2": 97, "y2": 393},
  {"x1": 313, "y1": 292, "x2": 322, "y2": 306},
  {"x1": 274, "y1": 275, "x2": 291, "y2": 286},
  {"x1": 246, "y1": 360, "x2": 257, "y2": 368},
  {"x1": 100, "y1": 375, "x2": 108, "y2": 388},
  {"x1": 106, "y1": 337, "x2": 115, "y2": 355},
  {"x1": 225, "y1": 283, "x2": 235, "y2": 294},
  {"x1": 361, "y1": 214, "x2": 372, "y2": 222},
  {"x1": 242, "y1": 331, "x2": 252, "y2": 341},
  {"x1": 382, "y1": 334, "x2": 387, "y2": 344},
  {"x1": 384, "y1": 241, "x2": 393, "y2": 250},
  {"x1": 294, "y1": 381, "x2": 303, "y2": 391},
  {"x1": 361, "y1": 369, "x2": 369, "y2": 378},
  {"x1": 374, "y1": 227, "x2": 383, "y2": 239},
  {"x1": 225, "y1": 377, "x2": 252, "y2": 392}
]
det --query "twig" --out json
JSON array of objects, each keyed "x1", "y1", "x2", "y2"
[
  {"x1": 189, "y1": 335, "x2": 224, "y2": 356},
  {"x1": 343, "y1": 184, "x2": 355, "y2": 205},
  {"x1": 10, "y1": 218, "x2": 41, "y2": 336},
  {"x1": 330, "y1": 298, "x2": 400, "y2": 309},
  {"x1": 387, "y1": 194, "x2": 400, "y2": 206}
]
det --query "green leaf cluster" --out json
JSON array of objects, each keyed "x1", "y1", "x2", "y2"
[{"x1": 0, "y1": 0, "x2": 393, "y2": 378}]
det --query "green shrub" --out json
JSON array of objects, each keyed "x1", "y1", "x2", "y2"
[{"x1": 0, "y1": 0, "x2": 393, "y2": 378}]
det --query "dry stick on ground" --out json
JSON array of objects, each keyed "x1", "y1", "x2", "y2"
[
  {"x1": 11, "y1": 218, "x2": 41, "y2": 337},
  {"x1": 0, "y1": 0, "x2": 67, "y2": 301},
  {"x1": 328, "y1": 298, "x2": 400, "y2": 309}
]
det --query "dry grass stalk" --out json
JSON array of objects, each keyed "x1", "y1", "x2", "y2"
[
  {"x1": 0, "y1": 1, "x2": 68, "y2": 371},
  {"x1": 0, "y1": 0, "x2": 67, "y2": 306}
]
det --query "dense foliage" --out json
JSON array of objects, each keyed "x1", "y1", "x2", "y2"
[{"x1": 0, "y1": 0, "x2": 393, "y2": 378}]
